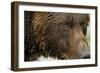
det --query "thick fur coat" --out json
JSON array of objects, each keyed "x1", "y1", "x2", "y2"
[{"x1": 24, "y1": 11, "x2": 90, "y2": 61}]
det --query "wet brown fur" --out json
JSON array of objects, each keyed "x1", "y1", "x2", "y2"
[{"x1": 24, "y1": 11, "x2": 89, "y2": 61}]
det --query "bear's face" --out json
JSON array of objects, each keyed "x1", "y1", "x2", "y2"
[{"x1": 31, "y1": 12, "x2": 90, "y2": 60}]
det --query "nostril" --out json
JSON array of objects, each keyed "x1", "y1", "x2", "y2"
[{"x1": 83, "y1": 55, "x2": 90, "y2": 59}]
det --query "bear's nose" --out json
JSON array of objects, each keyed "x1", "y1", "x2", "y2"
[{"x1": 83, "y1": 55, "x2": 90, "y2": 59}]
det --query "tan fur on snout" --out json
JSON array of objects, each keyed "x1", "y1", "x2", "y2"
[
  {"x1": 77, "y1": 38, "x2": 90, "y2": 58},
  {"x1": 60, "y1": 24, "x2": 89, "y2": 59}
]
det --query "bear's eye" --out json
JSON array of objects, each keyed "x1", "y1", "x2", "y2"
[
  {"x1": 80, "y1": 21, "x2": 86, "y2": 27},
  {"x1": 82, "y1": 26, "x2": 87, "y2": 36},
  {"x1": 80, "y1": 20, "x2": 89, "y2": 36}
]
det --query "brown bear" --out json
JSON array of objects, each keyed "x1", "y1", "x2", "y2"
[{"x1": 24, "y1": 11, "x2": 90, "y2": 61}]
